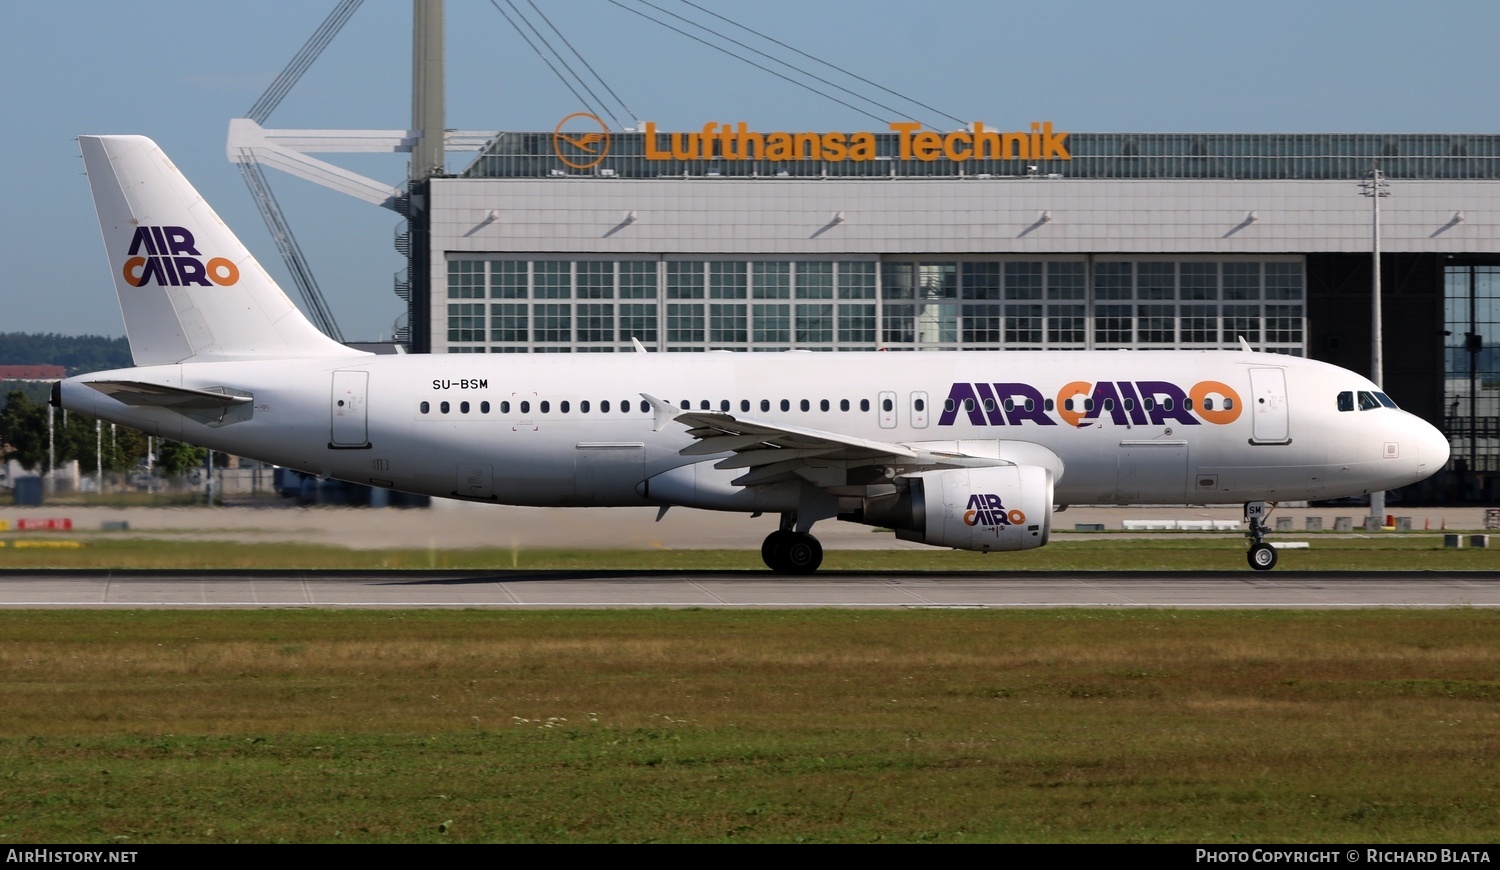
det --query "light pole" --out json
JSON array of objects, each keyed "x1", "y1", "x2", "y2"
[{"x1": 1360, "y1": 165, "x2": 1390, "y2": 523}]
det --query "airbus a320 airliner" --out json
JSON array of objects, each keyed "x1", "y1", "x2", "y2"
[{"x1": 56, "y1": 135, "x2": 1450, "y2": 572}]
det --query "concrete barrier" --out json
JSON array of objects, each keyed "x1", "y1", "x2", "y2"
[
  {"x1": 1444, "y1": 534, "x2": 1464, "y2": 548},
  {"x1": 1305, "y1": 517, "x2": 1323, "y2": 531},
  {"x1": 1334, "y1": 517, "x2": 1352, "y2": 532}
]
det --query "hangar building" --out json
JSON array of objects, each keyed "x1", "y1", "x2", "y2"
[{"x1": 399, "y1": 124, "x2": 1500, "y2": 498}]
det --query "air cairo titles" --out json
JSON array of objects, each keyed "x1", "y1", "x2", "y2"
[{"x1": 640, "y1": 120, "x2": 1070, "y2": 163}]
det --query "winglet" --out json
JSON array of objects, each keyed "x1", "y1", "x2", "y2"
[
  {"x1": 641, "y1": 393, "x2": 680, "y2": 432},
  {"x1": 1238, "y1": 335, "x2": 1253, "y2": 352},
  {"x1": 632, "y1": 337, "x2": 649, "y2": 353}
]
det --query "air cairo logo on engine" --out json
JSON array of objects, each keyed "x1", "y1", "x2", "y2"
[
  {"x1": 122, "y1": 226, "x2": 239, "y2": 288},
  {"x1": 964, "y1": 493, "x2": 1026, "y2": 528},
  {"x1": 553, "y1": 112, "x2": 612, "y2": 170}
]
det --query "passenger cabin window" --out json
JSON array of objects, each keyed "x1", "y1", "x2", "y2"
[
  {"x1": 420, "y1": 401, "x2": 430, "y2": 414},
  {"x1": 440, "y1": 401, "x2": 450, "y2": 414},
  {"x1": 540, "y1": 401, "x2": 551, "y2": 413},
  {"x1": 860, "y1": 399, "x2": 870, "y2": 412},
  {"x1": 840, "y1": 399, "x2": 850, "y2": 412},
  {"x1": 481, "y1": 401, "x2": 491, "y2": 413},
  {"x1": 741, "y1": 400, "x2": 751, "y2": 412},
  {"x1": 460, "y1": 401, "x2": 470, "y2": 413},
  {"x1": 761, "y1": 399, "x2": 771, "y2": 412},
  {"x1": 800, "y1": 399, "x2": 810, "y2": 411}
]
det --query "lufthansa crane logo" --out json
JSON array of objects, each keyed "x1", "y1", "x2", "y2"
[{"x1": 553, "y1": 112, "x2": 611, "y2": 170}]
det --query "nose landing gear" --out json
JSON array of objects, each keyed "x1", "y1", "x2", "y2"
[{"x1": 1245, "y1": 500, "x2": 1278, "y2": 571}]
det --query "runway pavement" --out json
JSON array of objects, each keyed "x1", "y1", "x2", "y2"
[{"x1": 1, "y1": 569, "x2": 1497, "y2": 608}]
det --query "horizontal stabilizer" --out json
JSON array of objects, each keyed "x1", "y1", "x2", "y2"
[
  {"x1": 86, "y1": 380, "x2": 253, "y2": 428},
  {"x1": 87, "y1": 380, "x2": 251, "y2": 410}
]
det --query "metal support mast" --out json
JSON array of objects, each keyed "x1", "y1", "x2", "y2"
[
  {"x1": 1361, "y1": 165, "x2": 1391, "y2": 522},
  {"x1": 233, "y1": 0, "x2": 365, "y2": 342}
]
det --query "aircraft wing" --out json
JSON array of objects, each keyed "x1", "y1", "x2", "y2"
[{"x1": 643, "y1": 394, "x2": 1014, "y2": 489}]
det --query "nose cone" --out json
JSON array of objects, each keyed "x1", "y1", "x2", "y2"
[{"x1": 1414, "y1": 415, "x2": 1451, "y2": 479}]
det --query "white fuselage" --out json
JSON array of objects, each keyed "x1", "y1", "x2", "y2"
[{"x1": 59, "y1": 348, "x2": 1448, "y2": 511}]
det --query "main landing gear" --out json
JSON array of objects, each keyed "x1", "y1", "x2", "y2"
[
  {"x1": 762, "y1": 515, "x2": 824, "y2": 574},
  {"x1": 1244, "y1": 500, "x2": 1277, "y2": 571}
]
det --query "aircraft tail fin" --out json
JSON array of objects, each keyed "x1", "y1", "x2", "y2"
[{"x1": 78, "y1": 135, "x2": 361, "y2": 366}]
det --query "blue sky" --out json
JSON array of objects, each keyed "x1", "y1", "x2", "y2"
[{"x1": 3, "y1": 1, "x2": 1497, "y2": 341}]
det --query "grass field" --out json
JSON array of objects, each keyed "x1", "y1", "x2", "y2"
[{"x1": 0, "y1": 609, "x2": 1497, "y2": 843}]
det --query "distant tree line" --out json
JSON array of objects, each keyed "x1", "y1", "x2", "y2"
[
  {"x1": 0, "y1": 334, "x2": 208, "y2": 477},
  {"x1": 0, "y1": 333, "x2": 132, "y2": 376},
  {"x1": 0, "y1": 390, "x2": 204, "y2": 477}
]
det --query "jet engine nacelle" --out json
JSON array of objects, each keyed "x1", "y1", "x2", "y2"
[{"x1": 844, "y1": 465, "x2": 1053, "y2": 552}]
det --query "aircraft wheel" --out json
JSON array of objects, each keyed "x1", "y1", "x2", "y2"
[
  {"x1": 761, "y1": 530, "x2": 797, "y2": 572},
  {"x1": 1248, "y1": 542, "x2": 1278, "y2": 571},
  {"x1": 781, "y1": 533, "x2": 824, "y2": 575}
]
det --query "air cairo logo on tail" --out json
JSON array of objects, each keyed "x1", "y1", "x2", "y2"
[
  {"x1": 964, "y1": 493, "x2": 1026, "y2": 528},
  {"x1": 122, "y1": 226, "x2": 239, "y2": 288}
]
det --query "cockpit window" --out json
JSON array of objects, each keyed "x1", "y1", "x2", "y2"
[
  {"x1": 1357, "y1": 391, "x2": 1380, "y2": 411},
  {"x1": 1375, "y1": 392, "x2": 1399, "y2": 409},
  {"x1": 1337, "y1": 391, "x2": 1354, "y2": 412}
]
